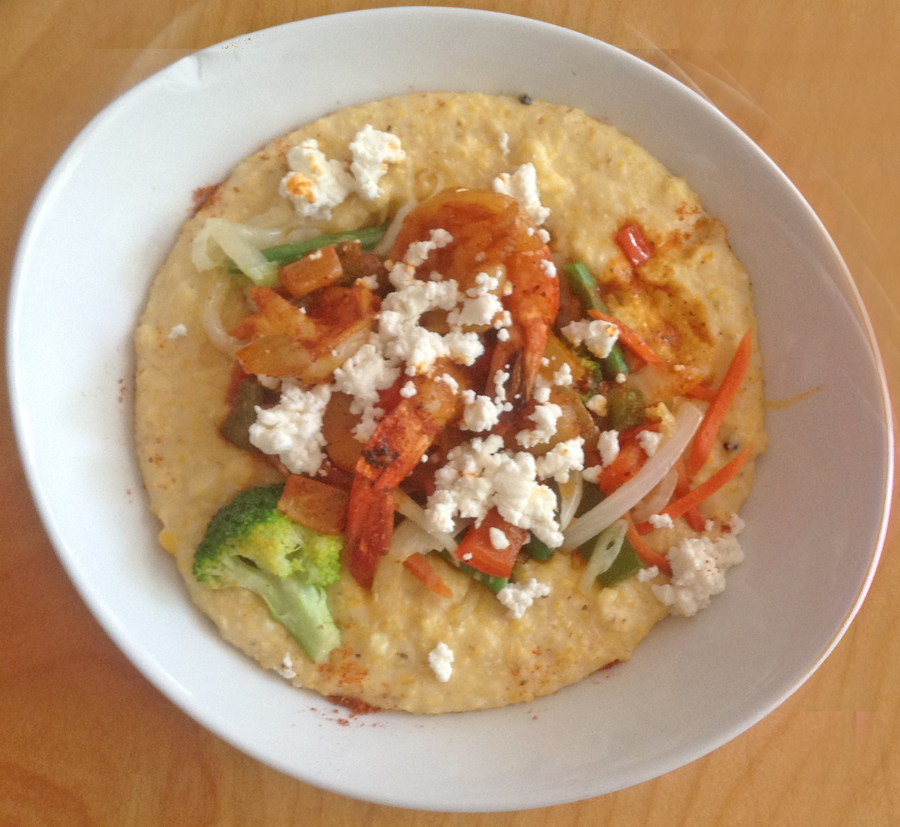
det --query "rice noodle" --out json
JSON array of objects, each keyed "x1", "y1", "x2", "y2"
[{"x1": 562, "y1": 402, "x2": 703, "y2": 550}]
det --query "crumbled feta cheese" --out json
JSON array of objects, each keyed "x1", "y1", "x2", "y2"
[
  {"x1": 333, "y1": 342, "x2": 402, "y2": 414},
  {"x1": 249, "y1": 380, "x2": 332, "y2": 475},
  {"x1": 535, "y1": 437, "x2": 585, "y2": 483},
  {"x1": 399, "y1": 381, "x2": 417, "y2": 398},
  {"x1": 637, "y1": 566, "x2": 660, "y2": 583},
  {"x1": 651, "y1": 534, "x2": 745, "y2": 616},
  {"x1": 540, "y1": 258, "x2": 557, "y2": 279},
  {"x1": 597, "y1": 430, "x2": 620, "y2": 467},
  {"x1": 615, "y1": 372, "x2": 627, "y2": 384},
  {"x1": 167, "y1": 323, "x2": 187, "y2": 339},
  {"x1": 355, "y1": 273, "x2": 379, "y2": 290},
  {"x1": 515, "y1": 402, "x2": 562, "y2": 448},
  {"x1": 425, "y1": 435, "x2": 564, "y2": 547},
  {"x1": 497, "y1": 328, "x2": 511, "y2": 342},
  {"x1": 280, "y1": 139, "x2": 354, "y2": 219},
  {"x1": 638, "y1": 430, "x2": 663, "y2": 457},
  {"x1": 496, "y1": 578, "x2": 551, "y2": 619},
  {"x1": 498, "y1": 131, "x2": 510, "y2": 156},
  {"x1": 461, "y1": 392, "x2": 504, "y2": 432},
  {"x1": 582, "y1": 465, "x2": 602, "y2": 484},
  {"x1": 586, "y1": 394, "x2": 608, "y2": 416},
  {"x1": 537, "y1": 228, "x2": 551, "y2": 243},
  {"x1": 551, "y1": 363, "x2": 573, "y2": 387},
  {"x1": 428, "y1": 642, "x2": 454, "y2": 682},
  {"x1": 649, "y1": 513, "x2": 675, "y2": 530},
  {"x1": 727, "y1": 513, "x2": 746, "y2": 535},
  {"x1": 436, "y1": 372, "x2": 460, "y2": 392},
  {"x1": 274, "y1": 653, "x2": 296, "y2": 680},
  {"x1": 561, "y1": 319, "x2": 620, "y2": 359},
  {"x1": 349, "y1": 124, "x2": 406, "y2": 200},
  {"x1": 352, "y1": 404, "x2": 383, "y2": 442},
  {"x1": 491, "y1": 163, "x2": 550, "y2": 225},
  {"x1": 489, "y1": 527, "x2": 510, "y2": 550}
]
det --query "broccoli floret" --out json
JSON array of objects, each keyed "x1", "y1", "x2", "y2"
[{"x1": 193, "y1": 484, "x2": 342, "y2": 663}]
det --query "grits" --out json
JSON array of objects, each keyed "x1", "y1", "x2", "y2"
[{"x1": 134, "y1": 93, "x2": 767, "y2": 714}]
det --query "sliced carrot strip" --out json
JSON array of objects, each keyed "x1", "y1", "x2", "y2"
[
  {"x1": 403, "y1": 553, "x2": 452, "y2": 598},
  {"x1": 588, "y1": 310, "x2": 666, "y2": 366},
  {"x1": 683, "y1": 381, "x2": 716, "y2": 403},
  {"x1": 687, "y1": 330, "x2": 753, "y2": 476},
  {"x1": 626, "y1": 519, "x2": 672, "y2": 576},
  {"x1": 674, "y1": 460, "x2": 707, "y2": 533},
  {"x1": 660, "y1": 443, "x2": 754, "y2": 522}
]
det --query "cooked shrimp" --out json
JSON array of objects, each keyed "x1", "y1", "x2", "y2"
[
  {"x1": 390, "y1": 187, "x2": 558, "y2": 400},
  {"x1": 345, "y1": 189, "x2": 559, "y2": 588},
  {"x1": 345, "y1": 367, "x2": 464, "y2": 589}
]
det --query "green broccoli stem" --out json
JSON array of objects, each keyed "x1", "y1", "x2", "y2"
[
  {"x1": 562, "y1": 262, "x2": 630, "y2": 380},
  {"x1": 232, "y1": 559, "x2": 340, "y2": 664}
]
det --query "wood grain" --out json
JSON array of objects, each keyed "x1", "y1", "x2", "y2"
[{"x1": 2, "y1": 1, "x2": 898, "y2": 824}]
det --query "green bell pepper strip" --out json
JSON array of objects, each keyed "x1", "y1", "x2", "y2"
[{"x1": 562, "y1": 262, "x2": 630, "y2": 380}]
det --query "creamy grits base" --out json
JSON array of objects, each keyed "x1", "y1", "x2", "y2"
[{"x1": 134, "y1": 93, "x2": 767, "y2": 713}]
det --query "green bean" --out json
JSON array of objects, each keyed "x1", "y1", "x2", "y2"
[
  {"x1": 229, "y1": 223, "x2": 388, "y2": 274},
  {"x1": 562, "y1": 262, "x2": 630, "y2": 380}
]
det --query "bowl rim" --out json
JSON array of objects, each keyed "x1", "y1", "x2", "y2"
[{"x1": 7, "y1": 6, "x2": 894, "y2": 812}]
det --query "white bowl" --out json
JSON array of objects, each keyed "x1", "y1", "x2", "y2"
[{"x1": 7, "y1": 7, "x2": 892, "y2": 812}]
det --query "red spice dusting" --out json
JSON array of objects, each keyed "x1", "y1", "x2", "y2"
[
  {"x1": 191, "y1": 182, "x2": 222, "y2": 216},
  {"x1": 326, "y1": 694, "x2": 381, "y2": 716}
]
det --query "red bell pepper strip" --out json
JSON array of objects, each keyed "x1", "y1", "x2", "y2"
[
  {"x1": 615, "y1": 223, "x2": 654, "y2": 268},
  {"x1": 454, "y1": 509, "x2": 528, "y2": 579}
]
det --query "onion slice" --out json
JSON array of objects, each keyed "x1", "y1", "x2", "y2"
[
  {"x1": 558, "y1": 475, "x2": 584, "y2": 531},
  {"x1": 562, "y1": 402, "x2": 703, "y2": 550},
  {"x1": 193, "y1": 217, "x2": 278, "y2": 285},
  {"x1": 392, "y1": 490, "x2": 457, "y2": 552},
  {"x1": 578, "y1": 520, "x2": 627, "y2": 595},
  {"x1": 385, "y1": 517, "x2": 447, "y2": 563},
  {"x1": 200, "y1": 279, "x2": 244, "y2": 356}
]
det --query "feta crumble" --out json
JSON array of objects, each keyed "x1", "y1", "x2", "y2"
[
  {"x1": 496, "y1": 578, "x2": 551, "y2": 619},
  {"x1": 489, "y1": 527, "x2": 510, "y2": 550},
  {"x1": 638, "y1": 430, "x2": 663, "y2": 457},
  {"x1": 274, "y1": 653, "x2": 296, "y2": 680},
  {"x1": 428, "y1": 642, "x2": 454, "y2": 682},
  {"x1": 651, "y1": 534, "x2": 745, "y2": 617},
  {"x1": 515, "y1": 401, "x2": 563, "y2": 448},
  {"x1": 649, "y1": 513, "x2": 675, "y2": 530},
  {"x1": 279, "y1": 139, "x2": 354, "y2": 220},
  {"x1": 249, "y1": 380, "x2": 332, "y2": 475},
  {"x1": 349, "y1": 124, "x2": 406, "y2": 200},
  {"x1": 167, "y1": 323, "x2": 187, "y2": 339},
  {"x1": 561, "y1": 319, "x2": 620, "y2": 359},
  {"x1": 492, "y1": 163, "x2": 550, "y2": 225},
  {"x1": 461, "y1": 392, "x2": 504, "y2": 432},
  {"x1": 425, "y1": 434, "x2": 564, "y2": 547},
  {"x1": 535, "y1": 437, "x2": 586, "y2": 483},
  {"x1": 597, "y1": 430, "x2": 620, "y2": 467}
]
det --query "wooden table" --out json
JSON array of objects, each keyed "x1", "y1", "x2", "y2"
[{"x1": 3, "y1": 1, "x2": 898, "y2": 824}]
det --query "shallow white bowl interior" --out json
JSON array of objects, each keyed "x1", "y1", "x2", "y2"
[{"x1": 8, "y1": 7, "x2": 892, "y2": 812}]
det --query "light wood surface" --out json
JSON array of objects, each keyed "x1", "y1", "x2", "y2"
[{"x1": 2, "y1": 1, "x2": 899, "y2": 824}]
